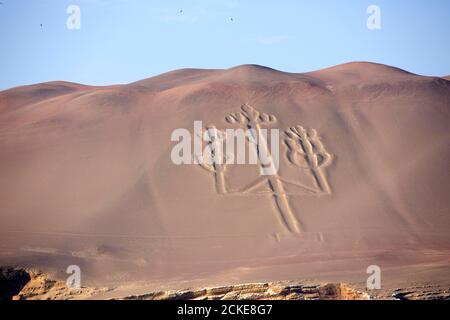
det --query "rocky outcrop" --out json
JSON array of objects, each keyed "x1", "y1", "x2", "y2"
[
  {"x1": 3, "y1": 267, "x2": 449, "y2": 300},
  {"x1": 0, "y1": 267, "x2": 31, "y2": 300},
  {"x1": 390, "y1": 286, "x2": 450, "y2": 300},
  {"x1": 122, "y1": 282, "x2": 371, "y2": 300},
  {"x1": 0, "y1": 267, "x2": 108, "y2": 300}
]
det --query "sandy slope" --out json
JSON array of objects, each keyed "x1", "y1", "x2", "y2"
[{"x1": 0, "y1": 62, "x2": 449, "y2": 294}]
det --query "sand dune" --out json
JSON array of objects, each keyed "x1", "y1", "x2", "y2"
[{"x1": 0, "y1": 62, "x2": 449, "y2": 295}]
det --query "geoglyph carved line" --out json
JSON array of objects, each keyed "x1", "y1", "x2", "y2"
[
  {"x1": 285, "y1": 125, "x2": 332, "y2": 194},
  {"x1": 196, "y1": 126, "x2": 228, "y2": 195},
  {"x1": 228, "y1": 104, "x2": 300, "y2": 233},
  {"x1": 197, "y1": 104, "x2": 333, "y2": 234}
]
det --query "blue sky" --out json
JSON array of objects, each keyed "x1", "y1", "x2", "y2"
[{"x1": 0, "y1": 0, "x2": 449, "y2": 90}]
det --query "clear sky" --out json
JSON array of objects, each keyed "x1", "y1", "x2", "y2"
[{"x1": 0, "y1": 0, "x2": 449, "y2": 90}]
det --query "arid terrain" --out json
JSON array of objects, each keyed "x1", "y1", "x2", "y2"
[
  {"x1": 2, "y1": 267, "x2": 449, "y2": 300},
  {"x1": 0, "y1": 62, "x2": 449, "y2": 299}
]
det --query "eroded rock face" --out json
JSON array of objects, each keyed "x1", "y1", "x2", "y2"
[
  {"x1": 0, "y1": 268, "x2": 108, "y2": 300},
  {"x1": 122, "y1": 282, "x2": 371, "y2": 300},
  {"x1": 3, "y1": 268, "x2": 448, "y2": 300},
  {"x1": 0, "y1": 267, "x2": 31, "y2": 300},
  {"x1": 390, "y1": 286, "x2": 450, "y2": 300}
]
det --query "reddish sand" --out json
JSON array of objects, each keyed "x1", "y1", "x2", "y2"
[{"x1": 0, "y1": 62, "x2": 449, "y2": 296}]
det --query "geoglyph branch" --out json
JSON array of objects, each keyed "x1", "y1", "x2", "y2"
[
  {"x1": 225, "y1": 104, "x2": 301, "y2": 233},
  {"x1": 285, "y1": 125, "x2": 332, "y2": 194},
  {"x1": 196, "y1": 126, "x2": 228, "y2": 195}
]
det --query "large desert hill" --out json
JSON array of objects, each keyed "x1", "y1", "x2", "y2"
[{"x1": 0, "y1": 62, "x2": 449, "y2": 294}]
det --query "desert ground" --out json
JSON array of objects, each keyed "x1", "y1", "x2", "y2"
[{"x1": 0, "y1": 62, "x2": 449, "y2": 299}]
